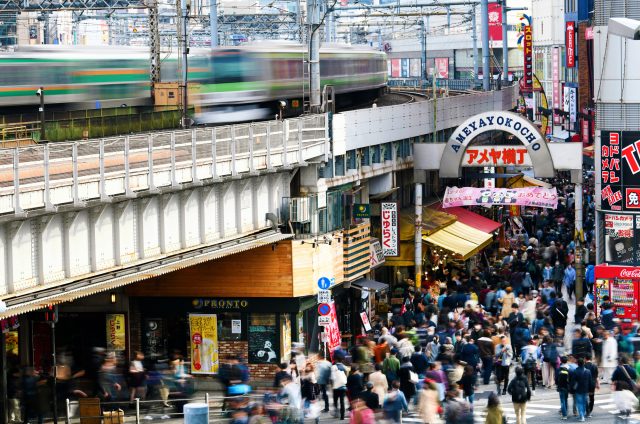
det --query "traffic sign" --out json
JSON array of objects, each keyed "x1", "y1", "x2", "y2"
[
  {"x1": 318, "y1": 316, "x2": 331, "y2": 326},
  {"x1": 317, "y1": 277, "x2": 331, "y2": 290},
  {"x1": 317, "y1": 290, "x2": 331, "y2": 303},
  {"x1": 318, "y1": 303, "x2": 331, "y2": 316}
]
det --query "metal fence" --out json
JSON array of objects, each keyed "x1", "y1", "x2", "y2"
[
  {"x1": 388, "y1": 78, "x2": 511, "y2": 91},
  {"x1": 0, "y1": 114, "x2": 328, "y2": 215}
]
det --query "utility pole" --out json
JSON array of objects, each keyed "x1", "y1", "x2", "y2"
[
  {"x1": 502, "y1": 0, "x2": 508, "y2": 85},
  {"x1": 420, "y1": 17, "x2": 427, "y2": 81},
  {"x1": 210, "y1": 0, "x2": 218, "y2": 47},
  {"x1": 181, "y1": 0, "x2": 190, "y2": 128},
  {"x1": 307, "y1": 0, "x2": 321, "y2": 112},
  {"x1": 37, "y1": 87, "x2": 45, "y2": 142},
  {"x1": 471, "y1": 5, "x2": 478, "y2": 81},
  {"x1": 148, "y1": 0, "x2": 161, "y2": 84},
  {"x1": 481, "y1": 0, "x2": 490, "y2": 91},
  {"x1": 415, "y1": 183, "x2": 422, "y2": 291}
]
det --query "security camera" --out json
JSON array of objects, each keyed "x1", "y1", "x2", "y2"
[
  {"x1": 608, "y1": 17, "x2": 640, "y2": 40},
  {"x1": 36, "y1": 88, "x2": 42, "y2": 96},
  {"x1": 278, "y1": 100, "x2": 287, "y2": 109}
]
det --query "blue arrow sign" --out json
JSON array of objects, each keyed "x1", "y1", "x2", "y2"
[{"x1": 318, "y1": 277, "x2": 331, "y2": 290}]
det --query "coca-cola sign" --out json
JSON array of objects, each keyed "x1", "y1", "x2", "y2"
[{"x1": 620, "y1": 269, "x2": 640, "y2": 278}]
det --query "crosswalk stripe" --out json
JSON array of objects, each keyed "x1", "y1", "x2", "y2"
[
  {"x1": 594, "y1": 398, "x2": 614, "y2": 404},
  {"x1": 600, "y1": 404, "x2": 618, "y2": 409}
]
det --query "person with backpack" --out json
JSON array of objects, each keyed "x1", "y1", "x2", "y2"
[
  {"x1": 557, "y1": 356, "x2": 572, "y2": 420},
  {"x1": 569, "y1": 357, "x2": 592, "y2": 422},
  {"x1": 495, "y1": 335, "x2": 513, "y2": 395},
  {"x1": 540, "y1": 336, "x2": 558, "y2": 388},
  {"x1": 331, "y1": 358, "x2": 348, "y2": 420},
  {"x1": 507, "y1": 367, "x2": 531, "y2": 424},
  {"x1": 444, "y1": 388, "x2": 474, "y2": 424},
  {"x1": 584, "y1": 354, "x2": 599, "y2": 418},
  {"x1": 520, "y1": 339, "x2": 541, "y2": 392},
  {"x1": 551, "y1": 295, "x2": 569, "y2": 331}
]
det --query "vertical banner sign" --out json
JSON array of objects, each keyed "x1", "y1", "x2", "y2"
[
  {"x1": 553, "y1": 47, "x2": 561, "y2": 124},
  {"x1": 487, "y1": 3, "x2": 503, "y2": 42},
  {"x1": 523, "y1": 26, "x2": 533, "y2": 90},
  {"x1": 189, "y1": 314, "x2": 219, "y2": 374},
  {"x1": 391, "y1": 59, "x2": 400, "y2": 78},
  {"x1": 563, "y1": 86, "x2": 577, "y2": 124},
  {"x1": 106, "y1": 314, "x2": 126, "y2": 351},
  {"x1": 434, "y1": 58, "x2": 449, "y2": 79},
  {"x1": 381, "y1": 202, "x2": 398, "y2": 256},
  {"x1": 326, "y1": 303, "x2": 342, "y2": 360},
  {"x1": 566, "y1": 21, "x2": 576, "y2": 68}
]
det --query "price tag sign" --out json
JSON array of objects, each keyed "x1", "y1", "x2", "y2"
[
  {"x1": 318, "y1": 316, "x2": 331, "y2": 326},
  {"x1": 317, "y1": 290, "x2": 331, "y2": 303}
]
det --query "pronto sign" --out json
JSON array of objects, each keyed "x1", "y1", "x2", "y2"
[{"x1": 439, "y1": 111, "x2": 555, "y2": 178}]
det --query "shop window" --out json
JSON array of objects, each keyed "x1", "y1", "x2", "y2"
[
  {"x1": 248, "y1": 313, "x2": 279, "y2": 365},
  {"x1": 217, "y1": 312, "x2": 243, "y2": 341},
  {"x1": 280, "y1": 313, "x2": 292, "y2": 362}
]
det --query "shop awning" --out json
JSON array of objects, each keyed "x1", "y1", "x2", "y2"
[
  {"x1": 432, "y1": 203, "x2": 501, "y2": 234},
  {"x1": 506, "y1": 174, "x2": 552, "y2": 189},
  {"x1": 422, "y1": 222, "x2": 493, "y2": 260},
  {"x1": 0, "y1": 230, "x2": 293, "y2": 319},
  {"x1": 352, "y1": 278, "x2": 389, "y2": 293}
]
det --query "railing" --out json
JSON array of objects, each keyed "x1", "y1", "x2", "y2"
[
  {"x1": 343, "y1": 222, "x2": 371, "y2": 282},
  {"x1": 0, "y1": 114, "x2": 328, "y2": 215},
  {"x1": 388, "y1": 78, "x2": 514, "y2": 91}
]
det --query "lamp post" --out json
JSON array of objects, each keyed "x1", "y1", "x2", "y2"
[{"x1": 36, "y1": 87, "x2": 45, "y2": 142}]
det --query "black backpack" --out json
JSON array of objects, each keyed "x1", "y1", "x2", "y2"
[
  {"x1": 511, "y1": 377, "x2": 529, "y2": 403},
  {"x1": 557, "y1": 367, "x2": 570, "y2": 389},
  {"x1": 542, "y1": 343, "x2": 558, "y2": 363}
]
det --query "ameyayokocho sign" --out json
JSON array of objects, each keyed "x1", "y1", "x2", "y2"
[
  {"x1": 600, "y1": 131, "x2": 640, "y2": 211},
  {"x1": 462, "y1": 146, "x2": 531, "y2": 167},
  {"x1": 442, "y1": 186, "x2": 558, "y2": 209},
  {"x1": 380, "y1": 202, "x2": 398, "y2": 257},
  {"x1": 439, "y1": 111, "x2": 555, "y2": 178}
]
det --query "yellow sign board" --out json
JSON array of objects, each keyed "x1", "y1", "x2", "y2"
[
  {"x1": 189, "y1": 314, "x2": 219, "y2": 374},
  {"x1": 106, "y1": 314, "x2": 126, "y2": 351}
]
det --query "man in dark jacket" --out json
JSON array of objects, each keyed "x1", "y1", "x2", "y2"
[
  {"x1": 557, "y1": 357, "x2": 572, "y2": 419},
  {"x1": 359, "y1": 382, "x2": 380, "y2": 410},
  {"x1": 552, "y1": 295, "x2": 569, "y2": 330},
  {"x1": 571, "y1": 329, "x2": 592, "y2": 359},
  {"x1": 584, "y1": 354, "x2": 599, "y2": 418},
  {"x1": 570, "y1": 357, "x2": 593, "y2": 422},
  {"x1": 459, "y1": 336, "x2": 480, "y2": 369},
  {"x1": 574, "y1": 298, "x2": 588, "y2": 324},
  {"x1": 507, "y1": 367, "x2": 531, "y2": 423},
  {"x1": 477, "y1": 330, "x2": 495, "y2": 385}
]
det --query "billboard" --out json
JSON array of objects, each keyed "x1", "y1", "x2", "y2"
[
  {"x1": 381, "y1": 202, "x2": 398, "y2": 256},
  {"x1": 391, "y1": 59, "x2": 400, "y2": 78},
  {"x1": 442, "y1": 186, "x2": 559, "y2": 209},
  {"x1": 434, "y1": 58, "x2": 449, "y2": 79},
  {"x1": 523, "y1": 26, "x2": 533, "y2": 89},
  {"x1": 409, "y1": 58, "x2": 421, "y2": 78},
  {"x1": 566, "y1": 21, "x2": 576, "y2": 68},
  {"x1": 600, "y1": 131, "x2": 640, "y2": 211},
  {"x1": 604, "y1": 213, "x2": 635, "y2": 264},
  {"x1": 189, "y1": 314, "x2": 219, "y2": 374},
  {"x1": 488, "y1": 3, "x2": 503, "y2": 42}
]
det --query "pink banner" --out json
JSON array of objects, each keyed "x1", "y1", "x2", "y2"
[
  {"x1": 327, "y1": 303, "x2": 341, "y2": 360},
  {"x1": 442, "y1": 186, "x2": 558, "y2": 209}
]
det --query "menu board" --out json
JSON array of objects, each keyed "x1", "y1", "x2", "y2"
[
  {"x1": 611, "y1": 279, "x2": 635, "y2": 306},
  {"x1": 248, "y1": 314, "x2": 278, "y2": 364}
]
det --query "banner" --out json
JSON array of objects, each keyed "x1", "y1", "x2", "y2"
[
  {"x1": 106, "y1": 314, "x2": 126, "y2": 351},
  {"x1": 326, "y1": 303, "x2": 341, "y2": 360},
  {"x1": 523, "y1": 26, "x2": 533, "y2": 90},
  {"x1": 434, "y1": 58, "x2": 449, "y2": 79},
  {"x1": 553, "y1": 47, "x2": 561, "y2": 124},
  {"x1": 442, "y1": 186, "x2": 558, "y2": 209},
  {"x1": 409, "y1": 58, "x2": 421, "y2": 78},
  {"x1": 488, "y1": 3, "x2": 503, "y2": 42},
  {"x1": 391, "y1": 59, "x2": 400, "y2": 78},
  {"x1": 564, "y1": 86, "x2": 577, "y2": 124},
  {"x1": 381, "y1": 202, "x2": 398, "y2": 256},
  {"x1": 189, "y1": 314, "x2": 219, "y2": 374},
  {"x1": 566, "y1": 21, "x2": 576, "y2": 68}
]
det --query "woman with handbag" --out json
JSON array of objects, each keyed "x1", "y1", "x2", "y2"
[{"x1": 398, "y1": 356, "x2": 417, "y2": 405}]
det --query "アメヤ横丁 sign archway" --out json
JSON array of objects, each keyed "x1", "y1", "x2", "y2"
[{"x1": 439, "y1": 111, "x2": 555, "y2": 178}]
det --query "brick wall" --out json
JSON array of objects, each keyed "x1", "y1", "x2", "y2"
[
  {"x1": 577, "y1": 22, "x2": 592, "y2": 112},
  {"x1": 219, "y1": 340, "x2": 277, "y2": 384}
]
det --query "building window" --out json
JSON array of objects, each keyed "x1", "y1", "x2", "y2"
[{"x1": 217, "y1": 312, "x2": 243, "y2": 341}]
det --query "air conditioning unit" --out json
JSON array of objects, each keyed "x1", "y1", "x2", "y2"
[{"x1": 289, "y1": 197, "x2": 310, "y2": 223}]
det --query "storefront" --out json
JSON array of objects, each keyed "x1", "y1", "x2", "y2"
[{"x1": 594, "y1": 265, "x2": 640, "y2": 327}]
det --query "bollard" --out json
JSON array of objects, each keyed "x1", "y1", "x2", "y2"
[
  {"x1": 65, "y1": 399, "x2": 71, "y2": 424},
  {"x1": 135, "y1": 398, "x2": 140, "y2": 424},
  {"x1": 183, "y1": 403, "x2": 208, "y2": 424}
]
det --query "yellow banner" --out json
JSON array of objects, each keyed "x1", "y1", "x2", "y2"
[
  {"x1": 106, "y1": 314, "x2": 126, "y2": 351},
  {"x1": 189, "y1": 314, "x2": 219, "y2": 374}
]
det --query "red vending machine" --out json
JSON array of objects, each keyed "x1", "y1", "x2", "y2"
[{"x1": 594, "y1": 265, "x2": 640, "y2": 327}]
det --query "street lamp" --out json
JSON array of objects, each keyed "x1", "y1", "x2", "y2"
[{"x1": 36, "y1": 87, "x2": 45, "y2": 142}]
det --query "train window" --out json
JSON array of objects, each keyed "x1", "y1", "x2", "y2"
[{"x1": 212, "y1": 52, "x2": 252, "y2": 84}]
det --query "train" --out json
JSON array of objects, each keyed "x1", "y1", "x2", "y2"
[{"x1": 0, "y1": 43, "x2": 388, "y2": 124}]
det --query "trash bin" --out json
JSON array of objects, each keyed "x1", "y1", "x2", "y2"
[{"x1": 183, "y1": 403, "x2": 209, "y2": 424}]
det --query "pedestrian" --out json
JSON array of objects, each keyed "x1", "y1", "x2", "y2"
[
  {"x1": 495, "y1": 335, "x2": 513, "y2": 395},
  {"x1": 398, "y1": 356, "x2": 417, "y2": 404},
  {"x1": 601, "y1": 331, "x2": 618, "y2": 382},
  {"x1": 346, "y1": 364, "x2": 364, "y2": 402},
  {"x1": 279, "y1": 374, "x2": 303, "y2": 423},
  {"x1": 417, "y1": 379, "x2": 441, "y2": 424},
  {"x1": 382, "y1": 380, "x2": 409, "y2": 423},
  {"x1": 457, "y1": 364, "x2": 477, "y2": 407},
  {"x1": 569, "y1": 357, "x2": 592, "y2": 422},
  {"x1": 552, "y1": 260, "x2": 564, "y2": 295},
  {"x1": 359, "y1": 382, "x2": 380, "y2": 411},
  {"x1": 611, "y1": 356, "x2": 637, "y2": 390},
  {"x1": 349, "y1": 397, "x2": 375, "y2": 424},
  {"x1": 540, "y1": 336, "x2": 558, "y2": 388},
  {"x1": 520, "y1": 339, "x2": 540, "y2": 392},
  {"x1": 314, "y1": 353, "x2": 331, "y2": 412},
  {"x1": 551, "y1": 295, "x2": 568, "y2": 331},
  {"x1": 563, "y1": 263, "x2": 576, "y2": 300},
  {"x1": 128, "y1": 351, "x2": 147, "y2": 401},
  {"x1": 477, "y1": 330, "x2": 495, "y2": 385},
  {"x1": 484, "y1": 392, "x2": 504, "y2": 424},
  {"x1": 499, "y1": 287, "x2": 515, "y2": 319},
  {"x1": 443, "y1": 388, "x2": 474, "y2": 424},
  {"x1": 557, "y1": 357, "x2": 571, "y2": 420},
  {"x1": 331, "y1": 357, "x2": 348, "y2": 420},
  {"x1": 383, "y1": 349, "x2": 400, "y2": 383},
  {"x1": 301, "y1": 362, "x2": 319, "y2": 417},
  {"x1": 584, "y1": 354, "x2": 599, "y2": 418},
  {"x1": 612, "y1": 380, "x2": 639, "y2": 417},
  {"x1": 507, "y1": 367, "x2": 531, "y2": 424}
]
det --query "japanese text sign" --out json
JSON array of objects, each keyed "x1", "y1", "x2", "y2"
[
  {"x1": 523, "y1": 26, "x2": 533, "y2": 89},
  {"x1": 442, "y1": 186, "x2": 558, "y2": 209},
  {"x1": 381, "y1": 202, "x2": 398, "y2": 256},
  {"x1": 463, "y1": 146, "x2": 531, "y2": 167}
]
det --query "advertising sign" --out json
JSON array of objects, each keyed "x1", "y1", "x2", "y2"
[
  {"x1": 360, "y1": 312, "x2": 372, "y2": 332},
  {"x1": 523, "y1": 26, "x2": 533, "y2": 90},
  {"x1": 434, "y1": 58, "x2": 449, "y2": 79},
  {"x1": 604, "y1": 214, "x2": 634, "y2": 264},
  {"x1": 369, "y1": 239, "x2": 385, "y2": 268},
  {"x1": 106, "y1": 314, "x2": 126, "y2": 351},
  {"x1": 585, "y1": 26, "x2": 594, "y2": 40},
  {"x1": 391, "y1": 59, "x2": 400, "y2": 78},
  {"x1": 189, "y1": 314, "x2": 219, "y2": 374},
  {"x1": 564, "y1": 86, "x2": 577, "y2": 124},
  {"x1": 326, "y1": 303, "x2": 341, "y2": 359},
  {"x1": 381, "y1": 202, "x2": 398, "y2": 256},
  {"x1": 442, "y1": 186, "x2": 559, "y2": 209},
  {"x1": 566, "y1": 21, "x2": 576, "y2": 68},
  {"x1": 600, "y1": 131, "x2": 640, "y2": 211},
  {"x1": 409, "y1": 58, "x2": 421, "y2": 78},
  {"x1": 488, "y1": 3, "x2": 503, "y2": 42},
  {"x1": 400, "y1": 58, "x2": 409, "y2": 78},
  {"x1": 353, "y1": 203, "x2": 371, "y2": 219},
  {"x1": 463, "y1": 146, "x2": 531, "y2": 167},
  {"x1": 553, "y1": 47, "x2": 561, "y2": 124}
]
